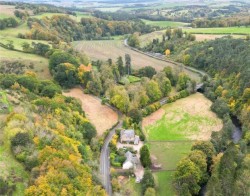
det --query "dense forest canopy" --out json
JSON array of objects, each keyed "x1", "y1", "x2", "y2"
[{"x1": 0, "y1": 74, "x2": 105, "y2": 195}]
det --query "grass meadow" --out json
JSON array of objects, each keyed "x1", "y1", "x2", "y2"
[
  {"x1": 142, "y1": 19, "x2": 188, "y2": 28},
  {"x1": 143, "y1": 93, "x2": 222, "y2": 196},
  {"x1": 184, "y1": 27, "x2": 250, "y2": 35},
  {"x1": 148, "y1": 141, "x2": 193, "y2": 170},
  {"x1": 0, "y1": 47, "x2": 50, "y2": 79},
  {"x1": 154, "y1": 171, "x2": 176, "y2": 196}
]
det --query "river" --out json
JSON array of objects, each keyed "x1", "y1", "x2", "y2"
[{"x1": 231, "y1": 115, "x2": 243, "y2": 143}]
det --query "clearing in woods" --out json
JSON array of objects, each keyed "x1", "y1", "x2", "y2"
[
  {"x1": 142, "y1": 93, "x2": 223, "y2": 196},
  {"x1": 73, "y1": 40, "x2": 201, "y2": 81},
  {"x1": 63, "y1": 88, "x2": 118, "y2": 136}
]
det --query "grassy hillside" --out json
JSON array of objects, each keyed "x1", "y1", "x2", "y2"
[{"x1": 0, "y1": 47, "x2": 50, "y2": 79}]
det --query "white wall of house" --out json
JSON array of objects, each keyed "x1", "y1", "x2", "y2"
[{"x1": 123, "y1": 161, "x2": 133, "y2": 170}]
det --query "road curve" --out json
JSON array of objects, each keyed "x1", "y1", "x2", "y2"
[{"x1": 100, "y1": 118, "x2": 123, "y2": 196}]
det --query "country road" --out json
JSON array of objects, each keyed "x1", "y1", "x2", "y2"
[
  {"x1": 99, "y1": 40, "x2": 210, "y2": 196},
  {"x1": 100, "y1": 118, "x2": 123, "y2": 196}
]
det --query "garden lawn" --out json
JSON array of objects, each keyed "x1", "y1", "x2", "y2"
[
  {"x1": 154, "y1": 171, "x2": 176, "y2": 196},
  {"x1": 127, "y1": 75, "x2": 141, "y2": 83}
]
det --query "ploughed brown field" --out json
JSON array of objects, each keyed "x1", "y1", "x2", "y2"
[{"x1": 63, "y1": 87, "x2": 118, "y2": 136}]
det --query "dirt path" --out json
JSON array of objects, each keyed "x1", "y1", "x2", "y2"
[{"x1": 63, "y1": 88, "x2": 118, "y2": 136}]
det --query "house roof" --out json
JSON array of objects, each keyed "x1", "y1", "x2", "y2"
[
  {"x1": 125, "y1": 151, "x2": 138, "y2": 164},
  {"x1": 125, "y1": 151, "x2": 133, "y2": 160},
  {"x1": 121, "y1": 129, "x2": 135, "y2": 139}
]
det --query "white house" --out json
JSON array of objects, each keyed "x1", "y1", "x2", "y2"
[{"x1": 122, "y1": 151, "x2": 139, "y2": 169}]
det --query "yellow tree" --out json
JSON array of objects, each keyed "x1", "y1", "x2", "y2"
[{"x1": 165, "y1": 49, "x2": 171, "y2": 56}]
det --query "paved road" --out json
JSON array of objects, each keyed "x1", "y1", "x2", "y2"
[
  {"x1": 99, "y1": 40, "x2": 209, "y2": 195},
  {"x1": 100, "y1": 119, "x2": 123, "y2": 196}
]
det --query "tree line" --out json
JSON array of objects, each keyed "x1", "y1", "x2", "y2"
[
  {"x1": 0, "y1": 17, "x2": 19, "y2": 30},
  {"x1": 138, "y1": 28, "x2": 195, "y2": 56},
  {"x1": 18, "y1": 15, "x2": 155, "y2": 43},
  {"x1": 192, "y1": 16, "x2": 250, "y2": 28},
  {"x1": 174, "y1": 38, "x2": 250, "y2": 195}
]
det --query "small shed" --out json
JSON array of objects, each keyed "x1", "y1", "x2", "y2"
[{"x1": 134, "y1": 135, "x2": 140, "y2": 145}]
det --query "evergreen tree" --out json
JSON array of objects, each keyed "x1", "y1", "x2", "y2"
[
  {"x1": 116, "y1": 56, "x2": 124, "y2": 76},
  {"x1": 125, "y1": 54, "x2": 131, "y2": 75}
]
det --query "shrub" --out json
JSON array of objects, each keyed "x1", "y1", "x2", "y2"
[
  {"x1": 140, "y1": 145, "x2": 151, "y2": 168},
  {"x1": 11, "y1": 132, "x2": 31, "y2": 147}
]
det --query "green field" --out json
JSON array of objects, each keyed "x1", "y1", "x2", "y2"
[
  {"x1": 0, "y1": 23, "x2": 29, "y2": 38},
  {"x1": 142, "y1": 19, "x2": 188, "y2": 28},
  {"x1": 146, "y1": 112, "x2": 217, "y2": 141},
  {"x1": 0, "y1": 47, "x2": 50, "y2": 79},
  {"x1": 145, "y1": 94, "x2": 222, "y2": 141},
  {"x1": 0, "y1": 22, "x2": 51, "y2": 79},
  {"x1": 143, "y1": 93, "x2": 222, "y2": 196},
  {"x1": 148, "y1": 141, "x2": 193, "y2": 170},
  {"x1": 0, "y1": 13, "x2": 11, "y2": 19},
  {"x1": 154, "y1": 171, "x2": 176, "y2": 196},
  {"x1": 184, "y1": 27, "x2": 250, "y2": 35}
]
